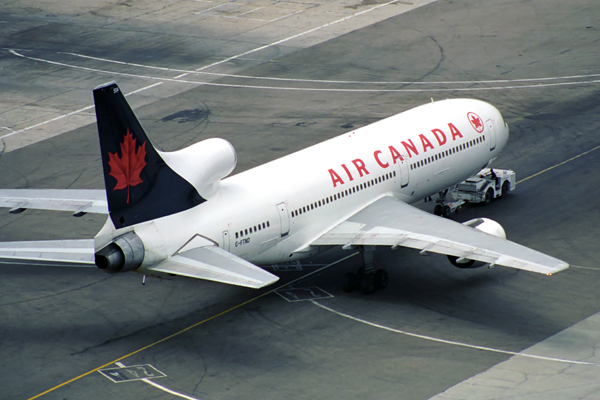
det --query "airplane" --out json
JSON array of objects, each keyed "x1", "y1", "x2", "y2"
[{"x1": 0, "y1": 82, "x2": 568, "y2": 294}]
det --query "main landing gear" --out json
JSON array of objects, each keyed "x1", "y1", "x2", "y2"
[
  {"x1": 433, "y1": 189, "x2": 452, "y2": 218},
  {"x1": 342, "y1": 246, "x2": 389, "y2": 295}
]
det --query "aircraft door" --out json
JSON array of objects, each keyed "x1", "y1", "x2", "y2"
[
  {"x1": 397, "y1": 154, "x2": 409, "y2": 188},
  {"x1": 486, "y1": 119, "x2": 496, "y2": 151},
  {"x1": 276, "y1": 202, "x2": 290, "y2": 237},
  {"x1": 222, "y1": 230, "x2": 230, "y2": 251}
]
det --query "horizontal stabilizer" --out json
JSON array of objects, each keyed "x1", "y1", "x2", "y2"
[
  {"x1": 147, "y1": 246, "x2": 279, "y2": 289},
  {"x1": 0, "y1": 239, "x2": 95, "y2": 266},
  {"x1": 0, "y1": 189, "x2": 108, "y2": 215}
]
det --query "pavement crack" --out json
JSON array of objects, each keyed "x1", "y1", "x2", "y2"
[{"x1": 0, "y1": 275, "x2": 113, "y2": 306}]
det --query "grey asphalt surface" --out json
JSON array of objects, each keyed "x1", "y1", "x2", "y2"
[{"x1": 1, "y1": 0, "x2": 599, "y2": 399}]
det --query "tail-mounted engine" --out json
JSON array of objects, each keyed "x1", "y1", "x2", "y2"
[
  {"x1": 95, "y1": 231, "x2": 145, "y2": 273},
  {"x1": 448, "y1": 218, "x2": 505, "y2": 269}
]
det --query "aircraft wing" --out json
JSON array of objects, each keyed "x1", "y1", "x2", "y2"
[
  {"x1": 312, "y1": 196, "x2": 568, "y2": 275},
  {"x1": 0, "y1": 239, "x2": 95, "y2": 266},
  {"x1": 0, "y1": 189, "x2": 108, "y2": 215},
  {"x1": 146, "y1": 245, "x2": 280, "y2": 289}
]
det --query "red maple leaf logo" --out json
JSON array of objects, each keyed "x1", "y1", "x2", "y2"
[
  {"x1": 467, "y1": 112, "x2": 484, "y2": 133},
  {"x1": 108, "y1": 129, "x2": 147, "y2": 204}
]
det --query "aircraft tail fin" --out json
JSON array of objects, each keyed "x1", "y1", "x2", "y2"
[{"x1": 93, "y1": 82, "x2": 205, "y2": 228}]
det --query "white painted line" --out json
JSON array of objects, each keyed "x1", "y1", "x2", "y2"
[
  {"x1": 142, "y1": 379, "x2": 203, "y2": 400},
  {"x1": 1, "y1": 50, "x2": 163, "y2": 141},
  {"x1": 235, "y1": 7, "x2": 262, "y2": 17},
  {"x1": 0, "y1": 103, "x2": 93, "y2": 140},
  {"x1": 263, "y1": 9, "x2": 305, "y2": 23},
  {"x1": 104, "y1": 256, "x2": 358, "y2": 398},
  {"x1": 276, "y1": 286, "x2": 334, "y2": 302},
  {"x1": 114, "y1": 362, "x2": 202, "y2": 400},
  {"x1": 194, "y1": 3, "x2": 229, "y2": 15},
  {"x1": 311, "y1": 300, "x2": 599, "y2": 366},
  {"x1": 60, "y1": 50, "x2": 600, "y2": 85},
  {"x1": 11, "y1": 50, "x2": 600, "y2": 95},
  {"x1": 2, "y1": 0, "x2": 412, "y2": 145},
  {"x1": 192, "y1": 0, "x2": 416, "y2": 73}
]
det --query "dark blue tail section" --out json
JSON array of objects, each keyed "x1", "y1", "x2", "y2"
[{"x1": 93, "y1": 82, "x2": 205, "y2": 228}]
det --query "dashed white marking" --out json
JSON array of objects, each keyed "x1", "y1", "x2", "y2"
[{"x1": 311, "y1": 300, "x2": 599, "y2": 366}]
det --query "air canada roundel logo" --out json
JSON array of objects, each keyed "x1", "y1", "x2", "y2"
[
  {"x1": 467, "y1": 112, "x2": 484, "y2": 133},
  {"x1": 108, "y1": 129, "x2": 147, "y2": 204}
]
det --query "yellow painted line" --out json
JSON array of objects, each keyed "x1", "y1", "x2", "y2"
[
  {"x1": 27, "y1": 252, "x2": 358, "y2": 400},
  {"x1": 517, "y1": 144, "x2": 600, "y2": 184}
]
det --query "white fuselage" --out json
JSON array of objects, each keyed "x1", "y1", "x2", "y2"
[{"x1": 113, "y1": 99, "x2": 509, "y2": 268}]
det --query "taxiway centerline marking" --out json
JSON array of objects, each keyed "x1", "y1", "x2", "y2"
[
  {"x1": 27, "y1": 252, "x2": 358, "y2": 400},
  {"x1": 517, "y1": 144, "x2": 600, "y2": 185},
  {"x1": 56, "y1": 51, "x2": 600, "y2": 85},
  {"x1": 10, "y1": 50, "x2": 600, "y2": 95},
  {"x1": 9, "y1": 50, "x2": 600, "y2": 97},
  {"x1": 311, "y1": 300, "x2": 599, "y2": 366}
]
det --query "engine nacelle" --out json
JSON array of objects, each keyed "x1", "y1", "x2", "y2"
[
  {"x1": 160, "y1": 138, "x2": 237, "y2": 199},
  {"x1": 448, "y1": 218, "x2": 506, "y2": 269},
  {"x1": 95, "y1": 231, "x2": 145, "y2": 273}
]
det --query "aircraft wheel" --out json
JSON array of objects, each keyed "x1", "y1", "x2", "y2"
[
  {"x1": 343, "y1": 273, "x2": 358, "y2": 292},
  {"x1": 433, "y1": 204, "x2": 442, "y2": 216},
  {"x1": 356, "y1": 267, "x2": 366, "y2": 277},
  {"x1": 374, "y1": 269, "x2": 389, "y2": 289},
  {"x1": 442, "y1": 205, "x2": 452, "y2": 218},
  {"x1": 501, "y1": 180, "x2": 510, "y2": 198},
  {"x1": 361, "y1": 274, "x2": 376, "y2": 295},
  {"x1": 484, "y1": 188, "x2": 494, "y2": 205}
]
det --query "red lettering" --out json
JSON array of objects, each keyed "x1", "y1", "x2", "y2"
[
  {"x1": 341, "y1": 164, "x2": 354, "y2": 181},
  {"x1": 328, "y1": 169, "x2": 344, "y2": 187},
  {"x1": 431, "y1": 128, "x2": 447, "y2": 146},
  {"x1": 352, "y1": 159, "x2": 370, "y2": 177},
  {"x1": 388, "y1": 145, "x2": 404, "y2": 163},
  {"x1": 374, "y1": 150, "x2": 389, "y2": 168},
  {"x1": 448, "y1": 123, "x2": 463, "y2": 140},
  {"x1": 401, "y1": 139, "x2": 419, "y2": 158},
  {"x1": 419, "y1": 134, "x2": 434, "y2": 152}
]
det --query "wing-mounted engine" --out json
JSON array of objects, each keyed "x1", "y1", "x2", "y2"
[
  {"x1": 448, "y1": 218, "x2": 506, "y2": 269},
  {"x1": 160, "y1": 138, "x2": 237, "y2": 199},
  {"x1": 95, "y1": 231, "x2": 145, "y2": 273}
]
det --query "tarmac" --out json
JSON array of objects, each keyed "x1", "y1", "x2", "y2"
[{"x1": 1, "y1": 0, "x2": 600, "y2": 399}]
